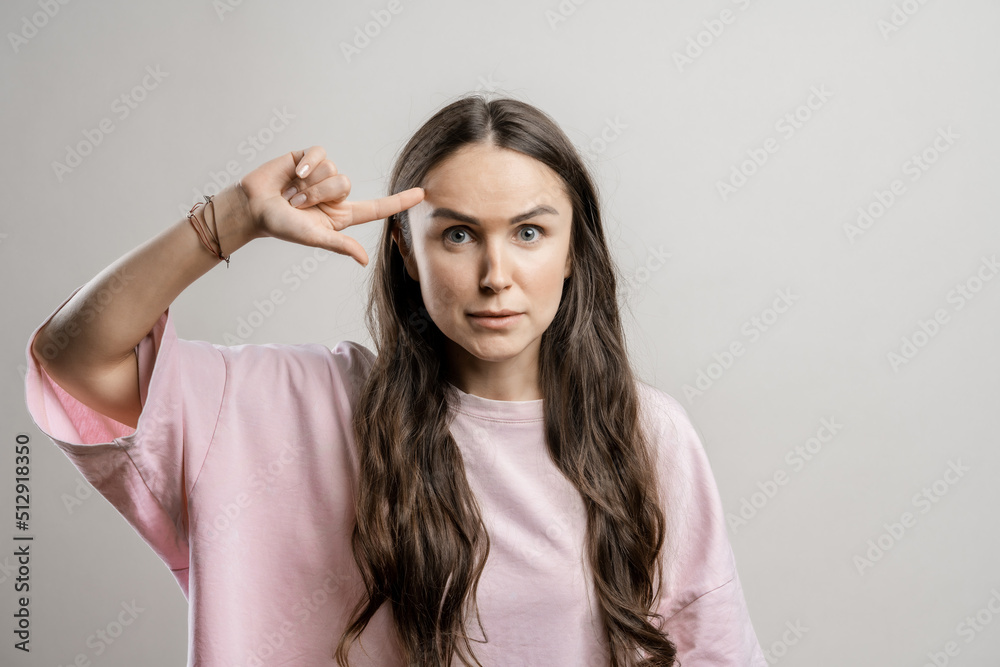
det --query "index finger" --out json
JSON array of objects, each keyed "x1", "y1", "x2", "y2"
[{"x1": 348, "y1": 187, "x2": 425, "y2": 226}]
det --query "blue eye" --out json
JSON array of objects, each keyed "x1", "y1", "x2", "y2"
[
  {"x1": 445, "y1": 228, "x2": 469, "y2": 244},
  {"x1": 519, "y1": 227, "x2": 539, "y2": 243},
  {"x1": 442, "y1": 225, "x2": 544, "y2": 246}
]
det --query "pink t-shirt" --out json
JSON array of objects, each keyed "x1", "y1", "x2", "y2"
[{"x1": 24, "y1": 284, "x2": 766, "y2": 666}]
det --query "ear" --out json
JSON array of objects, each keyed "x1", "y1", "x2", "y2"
[
  {"x1": 563, "y1": 251, "x2": 572, "y2": 280},
  {"x1": 391, "y1": 222, "x2": 420, "y2": 282}
]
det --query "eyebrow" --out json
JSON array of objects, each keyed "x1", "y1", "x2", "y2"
[{"x1": 429, "y1": 205, "x2": 559, "y2": 226}]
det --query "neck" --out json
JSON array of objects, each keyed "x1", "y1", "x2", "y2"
[{"x1": 444, "y1": 339, "x2": 543, "y2": 401}]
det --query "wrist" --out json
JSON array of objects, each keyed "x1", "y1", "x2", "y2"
[{"x1": 215, "y1": 182, "x2": 258, "y2": 253}]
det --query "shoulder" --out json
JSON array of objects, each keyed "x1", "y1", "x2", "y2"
[
  {"x1": 633, "y1": 380, "x2": 717, "y2": 510},
  {"x1": 634, "y1": 380, "x2": 698, "y2": 452},
  {"x1": 214, "y1": 338, "x2": 376, "y2": 404},
  {"x1": 635, "y1": 382, "x2": 742, "y2": 615},
  {"x1": 327, "y1": 340, "x2": 377, "y2": 383},
  {"x1": 217, "y1": 338, "x2": 375, "y2": 372}
]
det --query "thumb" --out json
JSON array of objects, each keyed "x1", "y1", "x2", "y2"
[{"x1": 321, "y1": 233, "x2": 370, "y2": 267}]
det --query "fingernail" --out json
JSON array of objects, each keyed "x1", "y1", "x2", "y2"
[
  {"x1": 282, "y1": 186, "x2": 297, "y2": 200},
  {"x1": 296, "y1": 163, "x2": 310, "y2": 178},
  {"x1": 289, "y1": 193, "x2": 306, "y2": 207}
]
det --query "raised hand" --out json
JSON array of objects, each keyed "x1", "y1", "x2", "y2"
[{"x1": 238, "y1": 145, "x2": 424, "y2": 267}]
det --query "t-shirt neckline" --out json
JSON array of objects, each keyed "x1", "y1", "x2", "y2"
[{"x1": 446, "y1": 381, "x2": 544, "y2": 422}]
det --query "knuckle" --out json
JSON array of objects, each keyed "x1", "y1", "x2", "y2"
[
  {"x1": 310, "y1": 161, "x2": 333, "y2": 180},
  {"x1": 324, "y1": 205, "x2": 349, "y2": 229},
  {"x1": 307, "y1": 148, "x2": 324, "y2": 169}
]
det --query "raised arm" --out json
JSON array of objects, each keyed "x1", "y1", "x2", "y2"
[
  {"x1": 30, "y1": 183, "x2": 256, "y2": 428},
  {"x1": 30, "y1": 145, "x2": 425, "y2": 429}
]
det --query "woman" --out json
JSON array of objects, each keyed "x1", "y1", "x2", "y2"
[{"x1": 25, "y1": 95, "x2": 766, "y2": 666}]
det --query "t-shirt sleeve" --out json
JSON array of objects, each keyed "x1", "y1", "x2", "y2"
[
  {"x1": 639, "y1": 384, "x2": 767, "y2": 666},
  {"x1": 23, "y1": 284, "x2": 227, "y2": 598}
]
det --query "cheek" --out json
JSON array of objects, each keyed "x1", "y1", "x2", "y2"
[
  {"x1": 531, "y1": 256, "x2": 569, "y2": 297},
  {"x1": 418, "y1": 265, "x2": 467, "y2": 318}
]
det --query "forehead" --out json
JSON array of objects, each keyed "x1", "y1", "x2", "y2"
[{"x1": 422, "y1": 143, "x2": 569, "y2": 210}]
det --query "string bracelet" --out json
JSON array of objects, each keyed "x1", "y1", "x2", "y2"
[{"x1": 187, "y1": 195, "x2": 231, "y2": 268}]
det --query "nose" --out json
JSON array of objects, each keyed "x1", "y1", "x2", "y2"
[{"x1": 479, "y1": 240, "x2": 512, "y2": 292}]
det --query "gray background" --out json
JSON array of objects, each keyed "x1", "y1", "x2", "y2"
[{"x1": 3, "y1": 0, "x2": 999, "y2": 665}]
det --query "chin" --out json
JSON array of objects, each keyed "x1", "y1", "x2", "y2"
[{"x1": 458, "y1": 337, "x2": 524, "y2": 362}]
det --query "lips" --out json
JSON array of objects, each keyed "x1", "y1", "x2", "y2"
[
  {"x1": 467, "y1": 311, "x2": 522, "y2": 329},
  {"x1": 468, "y1": 309, "x2": 521, "y2": 317}
]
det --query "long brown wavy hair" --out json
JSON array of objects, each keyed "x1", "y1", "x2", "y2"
[{"x1": 334, "y1": 94, "x2": 679, "y2": 666}]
